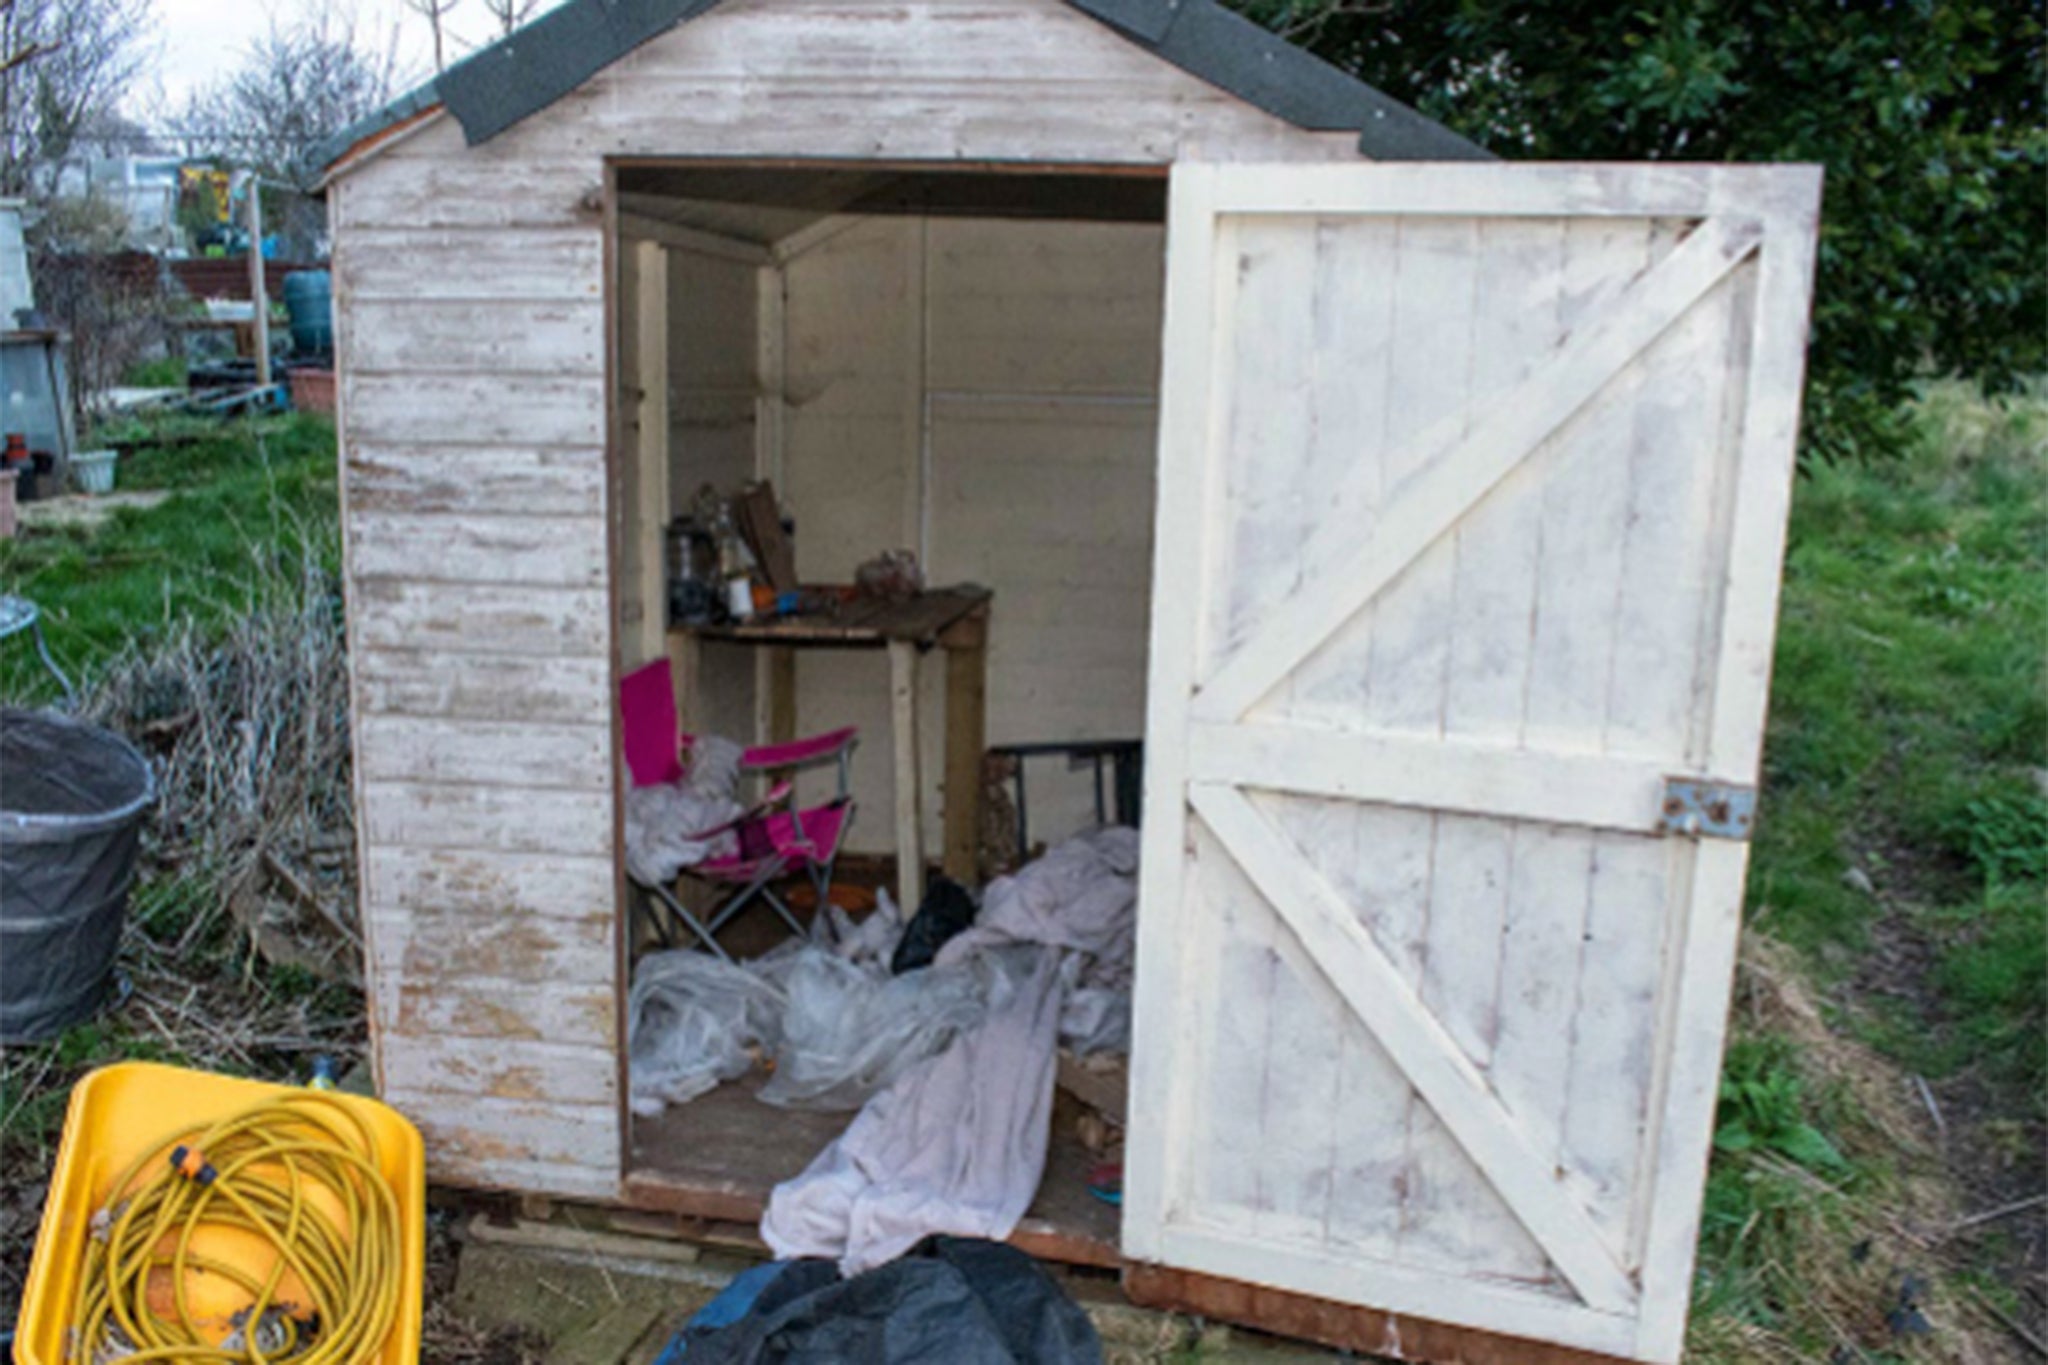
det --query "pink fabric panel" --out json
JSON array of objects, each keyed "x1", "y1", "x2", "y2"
[
  {"x1": 695, "y1": 800, "x2": 851, "y2": 879},
  {"x1": 742, "y1": 727, "x2": 858, "y2": 770},
  {"x1": 619, "y1": 659, "x2": 683, "y2": 788}
]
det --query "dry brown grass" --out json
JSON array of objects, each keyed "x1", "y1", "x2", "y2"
[
  {"x1": 419, "y1": 1302, "x2": 551, "y2": 1365},
  {"x1": 81, "y1": 525, "x2": 360, "y2": 982},
  {"x1": 1684, "y1": 933, "x2": 2023, "y2": 1363},
  {"x1": 0, "y1": 533, "x2": 367, "y2": 1326}
]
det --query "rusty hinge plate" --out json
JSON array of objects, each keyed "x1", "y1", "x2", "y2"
[{"x1": 1660, "y1": 779, "x2": 1757, "y2": 840}]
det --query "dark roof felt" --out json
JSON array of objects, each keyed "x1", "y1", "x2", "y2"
[{"x1": 315, "y1": 0, "x2": 1486, "y2": 172}]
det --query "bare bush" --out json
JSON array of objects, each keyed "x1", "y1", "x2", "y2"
[
  {"x1": 81, "y1": 491, "x2": 359, "y2": 980},
  {"x1": 180, "y1": 7, "x2": 399, "y2": 191},
  {"x1": 26, "y1": 194, "x2": 171, "y2": 427}
]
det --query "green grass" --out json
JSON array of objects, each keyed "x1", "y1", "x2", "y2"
[
  {"x1": 1748, "y1": 379, "x2": 2047, "y2": 1094},
  {"x1": 1690, "y1": 379, "x2": 2048, "y2": 1355},
  {"x1": 0, "y1": 413, "x2": 338, "y2": 704},
  {"x1": 121, "y1": 356, "x2": 189, "y2": 389}
]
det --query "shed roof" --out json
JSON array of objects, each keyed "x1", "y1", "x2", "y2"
[{"x1": 316, "y1": 0, "x2": 1486, "y2": 174}]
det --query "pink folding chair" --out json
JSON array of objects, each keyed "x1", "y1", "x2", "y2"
[{"x1": 620, "y1": 659, "x2": 858, "y2": 961}]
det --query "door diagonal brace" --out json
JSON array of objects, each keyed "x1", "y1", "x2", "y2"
[{"x1": 1190, "y1": 782, "x2": 1639, "y2": 1314}]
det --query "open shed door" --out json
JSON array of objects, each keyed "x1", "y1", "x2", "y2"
[{"x1": 1123, "y1": 163, "x2": 1821, "y2": 1363}]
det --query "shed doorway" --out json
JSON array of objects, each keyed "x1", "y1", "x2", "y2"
[{"x1": 607, "y1": 161, "x2": 1169, "y2": 1266}]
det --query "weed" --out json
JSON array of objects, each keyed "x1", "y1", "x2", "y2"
[
  {"x1": 1951, "y1": 786, "x2": 2048, "y2": 887},
  {"x1": 1715, "y1": 1037, "x2": 1850, "y2": 1174},
  {"x1": 0, "y1": 411, "x2": 361, "y2": 1327},
  {"x1": 119, "y1": 357, "x2": 188, "y2": 389}
]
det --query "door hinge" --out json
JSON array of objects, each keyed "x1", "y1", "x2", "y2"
[{"x1": 1660, "y1": 779, "x2": 1757, "y2": 840}]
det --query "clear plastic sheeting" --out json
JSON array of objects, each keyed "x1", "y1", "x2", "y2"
[
  {"x1": 630, "y1": 890, "x2": 992, "y2": 1118},
  {"x1": 1056, "y1": 965, "x2": 1131, "y2": 1058},
  {"x1": 763, "y1": 827, "x2": 1141, "y2": 1274},
  {"x1": 757, "y1": 947, "x2": 987, "y2": 1112},
  {"x1": 623, "y1": 734, "x2": 745, "y2": 886},
  {"x1": 627, "y1": 950, "x2": 785, "y2": 1116},
  {"x1": 626, "y1": 827, "x2": 1144, "y2": 1273}
]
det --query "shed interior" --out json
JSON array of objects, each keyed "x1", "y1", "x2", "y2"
[{"x1": 611, "y1": 163, "x2": 1170, "y2": 1260}]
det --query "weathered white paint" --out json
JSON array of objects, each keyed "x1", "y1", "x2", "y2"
[
  {"x1": 332, "y1": 0, "x2": 1350, "y2": 1206},
  {"x1": 620, "y1": 238, "x2": 672, "y2": 669},
  {"x1": 1122, "y1": 162, "x2": 1820, "y2": 1362},
  {"x1": 346, "y1": 444, "x2": 606, "y2": 518},
  {"x1": 335, "y1": 0, "x2": 1361, "y2": 184}
]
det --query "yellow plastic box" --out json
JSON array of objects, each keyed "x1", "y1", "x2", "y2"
[{"x1": 16, "y1": 1061, "x2": 425, "y2": 1364}]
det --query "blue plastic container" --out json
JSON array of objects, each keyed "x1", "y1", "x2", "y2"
[{"x1": 283, "y1": 270, "x2": 333, "y2": 357}]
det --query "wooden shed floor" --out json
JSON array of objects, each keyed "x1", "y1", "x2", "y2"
[{"x1": 624, "y1": 1072, "x2": 1122, "y2": 1268}]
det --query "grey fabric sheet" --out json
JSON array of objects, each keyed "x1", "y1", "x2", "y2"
[{"x1": 761, "y1": 827, "x2": 1139, "y2": 1273}]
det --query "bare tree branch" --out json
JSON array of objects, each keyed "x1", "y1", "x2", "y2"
[
  {"x1": 402, "y1": 0, "x2": 461, "y2": 72},
  {"x1": 0, "y1": 40, "x2": 54, "y2": 80},
  {"x1": 182, "y1": 6, "x2": 399, "y2": 189},
  {"x1": 0, "y1": 0, "x2": 153, "y2": 195},
  {"x1": 479, "y1": 0, "x2": 541, "y2": 37}
]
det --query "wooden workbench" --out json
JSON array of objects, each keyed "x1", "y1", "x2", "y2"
[{"x1": 668, "y1": 586, "x2": 990, "y2": 909}]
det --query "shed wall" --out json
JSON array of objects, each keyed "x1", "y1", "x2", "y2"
[
  {"x1": 333, "y1": 0, "x2": 1356, "y2": 1198},
  {"x1": 768, "y1": 216, "x2": 1161, "y2": 852},
  {"x1": 668, "y1": 245, "x2": 762, "y2": 742}
]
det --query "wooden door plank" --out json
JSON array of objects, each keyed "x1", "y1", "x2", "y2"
[
  {"x1": 1192, "y1": 215, "x2": 1762, "y2": 722},
  {"x1": 1279, "y1": 215, "x2": 1399, "y2": 730},
  {"x1": 1632, "y1": 204, "x2": 1819, "y2": 1361},
  {"x1": 1519, "y1": 219, "x2": 1653, "y2": 758},
  {"x1": 1563, "y1": 835, "x2": 1672, "y2": 1259},
  {"x1": 1489, "y1": 826, "x2": 1599, "y2": 1245},
  {"x1": 1189, "y1": 783, "x2": 1637, "y2": 1314},
  {"x1": 1202, "y1": 162, "x2": 1820, "y2": 222},
  {"x1": 1123, "y1": 162, "x2": 1234, "y2": 1263},
  {"x1": 1601, "y1": 219, "x2": 1732, "y2": 761},
  {"x1": 887, "y1": 639, "x2": 924, "y2": 909},
  {"x1": 1702, "y1": 195, "x2": 1824, "y2": 781},
  {"x1": 1150, "y1": 1225, "x2": 1639, "y2": 1358},
  {"x1": 1126, "y1": 1261, "x2": 1636, "y2": 1365},
  {"x1": 1187, "y1": 721, "x2": 1665, "y2": 834}
]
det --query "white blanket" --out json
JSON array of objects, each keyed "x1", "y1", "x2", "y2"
[{"x1": 761, "y1": 827, "x2": 1139, "y2": 1273}]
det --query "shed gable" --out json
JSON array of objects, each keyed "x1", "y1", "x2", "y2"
[
  {"x1": 321, "y1": 0, "x2": 1483, "y2": 177},
  {"x1": 335, "y1": 0, "x2": 1391, "y2": 187}
]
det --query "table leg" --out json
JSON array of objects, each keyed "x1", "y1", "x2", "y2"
[
  {"x1": 941, "y1": 624, "x2": 987, "y2": 884},
  {"x1": 888, "y1": 640, "x2": 924, "y2": 911},
  {"x1": 667, "y1": 631, "x2": 701, "y2": 732}
]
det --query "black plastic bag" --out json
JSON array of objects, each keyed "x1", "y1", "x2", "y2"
[
  {"x1": 678, "y1": 1236, "x2": 1101, "y2": 1365},
  {"x1": 889, "y1": 877, "x2": 978, "y2": 975}
]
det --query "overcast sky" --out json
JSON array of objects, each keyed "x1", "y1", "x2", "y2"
[{"x1": 143, "y1": 0, "x2": 572, "y2": 115}]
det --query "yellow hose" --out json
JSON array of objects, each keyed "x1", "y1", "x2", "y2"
[{"x1": 69, "y1": 1092, "x2": 404, "y2": 1363}]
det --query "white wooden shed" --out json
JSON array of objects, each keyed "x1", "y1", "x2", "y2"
[{"x1": 317, "y1": 1, "x2": 1821, "y2": 1358}]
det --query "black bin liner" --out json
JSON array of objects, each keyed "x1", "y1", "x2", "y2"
[
  {"x1": 677, "y1": 1236, "x2": 1103, "y2": 1364},
  {"x1": 1, "y1": 708, "x2": 155, "y2": 1042}
]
